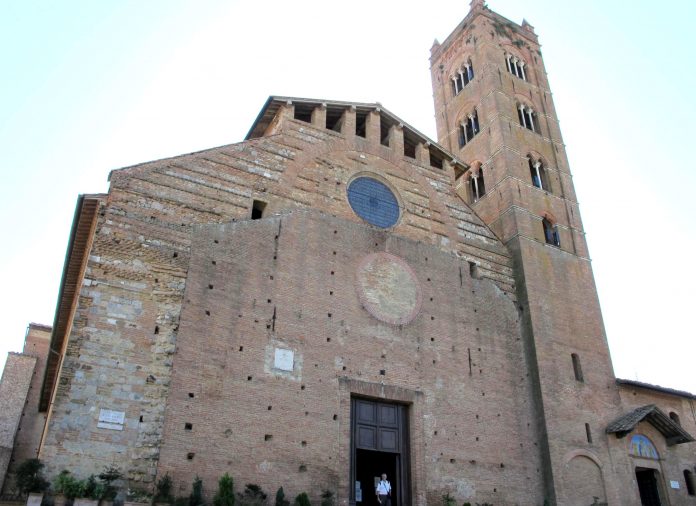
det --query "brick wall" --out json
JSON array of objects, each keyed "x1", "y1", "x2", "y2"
[{"x1": 0, "y1": 353, "x2": 37, "y2": 491}]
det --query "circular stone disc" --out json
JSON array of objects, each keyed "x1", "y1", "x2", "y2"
[{"x1": 356, "y1": 252, "x2": 422, "y2": 325}]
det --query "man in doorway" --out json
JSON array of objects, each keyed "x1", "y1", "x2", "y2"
[{"x1": 376, "y1": 473, "x2": 391, "y2": 506}]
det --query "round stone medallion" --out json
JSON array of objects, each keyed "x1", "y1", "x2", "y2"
[{"x1": 356, "y1": 252, "x2": 422, "y2": 325}]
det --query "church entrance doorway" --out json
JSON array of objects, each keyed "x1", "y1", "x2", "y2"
[
  {"x1": 350, "y1": 398, "x2": 410, "y2": 506},
  {"x1": 635, "y1": 468, "x2": 662, "y2": 506}
]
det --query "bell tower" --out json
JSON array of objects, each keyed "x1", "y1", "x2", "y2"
[{"x1": 430, "y1": 1, "x2": 621, "y2": 503}]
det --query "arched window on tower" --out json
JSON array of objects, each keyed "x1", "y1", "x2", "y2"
[
  {"x1": 517, "y1": 103, "x2": 538, "y2": 133},
  {"x1": 452, "y1": 59, "x2": 475, "y2": 96},
  {"x1": 505, "y1": 53, "x2": 527, "y2": 81},
  {"x1": 469, "y1": 166, "x2": 486, "y2": 202},
  {"x1": 542, "y1": 217, "x2": 560, "y2": 247},
  {"x1": 458, "y1": 109, "x2": 480, "y2": 148},
  {"x1": 528, "y1": 158, "x2": 549, "y2": 191}
]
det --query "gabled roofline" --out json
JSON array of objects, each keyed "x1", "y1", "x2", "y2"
[
  {"x1": 606, "y1": 404, "x2": 695, "y2": 446},
  {"x1": 616, "y1": 378, "x2": 696, "y2": 400}
]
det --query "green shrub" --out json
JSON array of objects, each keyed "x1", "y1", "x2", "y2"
[
  {"x1": 98, "y1": 466, "x2": 122, "y2": 501},
  {"x1": 319, "y1": 491, "x2": 333, "y2": 506},
  {"x1": 15, "y1": 458, "x2": 49, "y2": 495},
  {"x1": 189, "y1": 476, "x2": 204, "y2": 506},
  {"x1": 441, "y1": 493, "x2": 455, "y2": 506},
  {"x1": 154, "y1": 474, "x2": 174, "y2": 504},
  {"x1": 213, "y1": 474, "x2": 234, "y2": 506},
  {"x1": 53, "y1": 471, "x2": 84, "y2": 499},
  {"x1": 174, "y1": 498, "x2": 189, "y2": 506},
  {"x1": 127, "y1": 488, "x2": 153, "y2": 503},
  {"x1": 274, "y1": 488, "x2": 289, "y2": 506},
  {"x1": 237, "y1": 484, "x2": 266, "y2": 506},
  {"x1": 293, "y1": 492, "x2": 310, "y2": 506}
]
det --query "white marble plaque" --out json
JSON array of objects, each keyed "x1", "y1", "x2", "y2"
[
  {"x1": 274, "y1": 348, "x2": 294, "y2": 371},
  {"x1": 98, "y1": 408, "x2": 125, "y2": 430}
]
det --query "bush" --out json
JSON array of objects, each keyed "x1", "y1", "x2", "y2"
[
  {"x1": 189, "y1": 476, "x2": 204, "y2": 506},
  {"x1": 15, "y1": 458, "x2": 49, "y2": 495},
  {"x1": 98, "y1": 466, "x2": 122, "y2": 501},
  {"x1": 126, "y1": 488, "x2": 153, "y2": 503},
  {"x1": 237, "y1": 484, "x2": 266, "y2": 506},
  {"x1": 53, "y1": 471, "x2": 84, "y2": 499},
  {"x1": 83, "y1": 475, "x2": 106, "y2": 500},
  {"x1": 293, "y1": 493, "x2": 310, "y2": 506},
  {"x1": 320, "y1": 491, "x2": 333, "y2": 506},
  {"x1": 274, "y1": 488, "x2": 289, "y2": 506},
  {"x1": 441, "y1": 493, "x2": 455, "y2": 506},
  {"x1": 154, "y1": 474, "x2": 174, "y2": 504},
  {"x1": 213, "y1": 474, "x2": 234, "y2": 506}
]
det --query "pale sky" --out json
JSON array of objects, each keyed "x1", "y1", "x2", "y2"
[{"x1": 1, "y1": 1, "x2": 695, "y2": 392}]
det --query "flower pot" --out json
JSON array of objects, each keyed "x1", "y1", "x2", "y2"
[
  {"x1": 27, "y1": 492, "x2": 44, "y2": 506},
  {"x1": 53, "y1": 494, "x2": 67, "y2": 506}
]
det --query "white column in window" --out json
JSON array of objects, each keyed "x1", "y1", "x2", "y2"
[
  {"x1": 512, "y1": 57, "x2": 519, "y2": 77},
  {"x1": 505, "y1": 54, "x2": 512, "y2": 73},
  {"x1": 459, "y1": 69, "x2": 466, "y2": 88},
  {"x1": 518, "y1": 104, "x2": 528, "y2": 128},
  {"x1": 468, "y1": 114, "x2": 475, "y2": 135},
  {"x1": 520, "y1": 61, "x2": 527, "y2": 81},
  {"x1": 452, "y1": 77, "x2": 458, "y2": 94},
  {"x1": 461, "y1": 122, "x2": 468, "y2": 144},
  {"x1": 526, "y1": 107, "x2": 536, "y2": 132},
  {"x1": 533, "y1": 161, "x2": 543, "y2": 190},
  {"x1": 472, "y1": 174, "x2": 480, "y2": 201},
  {"x1": 464, "y1": 63, "x2": 471, "y2": 83}
]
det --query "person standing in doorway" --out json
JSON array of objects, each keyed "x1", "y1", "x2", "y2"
[{"x1": 375, "y1": 473, "x2": 391, "y2": 506}]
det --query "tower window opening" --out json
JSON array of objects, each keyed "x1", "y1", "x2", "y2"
[
  {"x1": 684, "y1": 470, "x2": 695, "y2": 496},
  {"x1": 585, "y1": 423, "x2": 592, "y2": 443},
  {"x1": 251, "y1": 200, "x2": 267, "y2": 220},
  {"x1": 528, "y1": 158, "x2": 548, "y2": 191},
  {"x1": 518, "y1": 104, "x2": 538, "y2": 133},
  {"x1": 355, "y1": 110, "x2": 368, "y2": 138},
  {"x1": 571, "y1": 353, "x2": 583, "y2": 382},
  {"x1": 505, "y1": 53, "x2": 527, "y2": 81},
  {"x1": 669, "y1": 411, "x2": 681, "y2": 426},
  {"x1": 543, "y1": 218, "x2": 561, "y2": 247},
  {"x1": 458, "y1": 109, "x2": 480, "y2": 148},
  {"x1": 293, "y1": 104, "x2": 313, "y2": 123},
  {"x1": 452, "y1": 59, "x2": 475, "y2": 95},
  {"x1": 326, "y1": 107, "x2": 344, "y2": 131},
  {"x1": 469, "y1": 167, "x2": 486, "y2": 202}
]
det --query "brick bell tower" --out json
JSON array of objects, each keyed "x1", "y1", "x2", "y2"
[{"x1": 430, "y1": 1, "x2": 621, "y2": 503}]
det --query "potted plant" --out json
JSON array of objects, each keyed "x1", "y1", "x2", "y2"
[
  {"x1": 153, "y1": 474, "x2": 174, "y2": 506},
  {"x1": 16, "y1": 458, "x2": 49, "y2": 506},
  {"x1": 98, "y1": 466, "x2": 122, "y2": 506},
  {"x1": 75, "y1": 475, "x2": 104, "y2": 506},
  {"x1": 125, "y1": 487, "x2": 152, "y2": 506},
  {"x1": 213, "y1": 474, "x2": 234, "y2": 506},
  {"x1": 53, "y1": 470, "x2": 85, "y2": 506}
]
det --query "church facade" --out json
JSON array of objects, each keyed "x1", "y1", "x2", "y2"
[{"x1": 1, "y1": 2, "x2": 695, "y2": 505}]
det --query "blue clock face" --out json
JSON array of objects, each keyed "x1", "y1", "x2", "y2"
[{"x1": 347, "y1": 177, "x2": 400, "y2": 228}]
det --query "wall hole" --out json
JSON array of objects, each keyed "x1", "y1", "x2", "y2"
[
  {"x1": 251, "y1": 200, "x2": 267, "y2": 219},
  {"x1": 154, "y1": 326, "x2": 159, "y2": 334},
  {"x1": 187, "y1": 453, "x2": 195, "y2": 460},
  {"x1": 301, "y1": 441, "x2": 307, "y2": 447},
  {"x1": 264, "y1": 434, "x2": 273, "y2": 441},
  {"x1": 333, "y1": 414, "x2": 338, "y2": 420},
  {"x1": 268, "y1": 406, "x2": 272, "y2": 411},
  {"x1": 212, "y1": 260, "x2": 216, "y2": 265},
  {"x1": 239, "y1": 346, "x2": 243, "y2": 351},
  {"x1": 379, "y1": 370, "x2": 386, "y2": 375},
  {"x1": 247, "y1": 376, "x2": 252, "y2": 381},
  {"x1": 185, "y1": 423, "x2": 193, "y2": 431},
  {"x1": 205, "y1": 310, "x2": 210, "y2": 316},
  {"x1": 188, "y1": 392, "x2": 194, "y2": 398},
  {"x1": 298, "y1": 465, "x2": 307, "y2": 472},
  {"x1": 208, "y1": 284, "x2": 214, "y2": 289}
]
